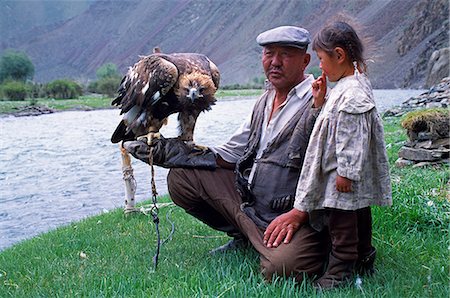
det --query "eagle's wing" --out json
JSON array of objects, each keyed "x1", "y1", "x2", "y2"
[
  {"x1": 208, "y1": 58, "x2": 220, "y2": 90},
  {"x1": 111, "y1": 55, "x2": 178, "y2": 143},
  {"x1": 113, "y1": 54, "x2": 178, "y2": 114}
]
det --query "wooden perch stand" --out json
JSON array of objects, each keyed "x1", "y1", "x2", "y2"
[{"x1": 120, "y1": 144, "x2": 138, "y2": 213}]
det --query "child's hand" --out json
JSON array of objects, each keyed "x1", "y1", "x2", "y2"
[
  {"x1": 336, "y1": 175, "x2": 352, "y2": 192},
  {"x1": 312, "y1": 72, "x2": 327, "y2": 108}
]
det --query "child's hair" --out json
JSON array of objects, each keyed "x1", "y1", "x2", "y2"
[{"x1": 312, "y1": 21, "x2": 367, "y2": 72}]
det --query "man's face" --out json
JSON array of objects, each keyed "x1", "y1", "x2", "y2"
[{"x1": 262, "y1": 45, "x2": 310, "y2": 91}]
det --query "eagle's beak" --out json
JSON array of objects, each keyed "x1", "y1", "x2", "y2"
[{"x1": 187, "y1": 88, "x2": 199, "y2": 102}]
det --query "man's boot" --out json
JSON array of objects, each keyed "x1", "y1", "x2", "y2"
[
  {"x1": 355, "y1": 207, "x2": 376, "y2": 276},
  {"x1": 209, "y1": 234, "x2": 250, "y2": 255},
  {"x1": 315, "y1": 209, "x2": 359, "y2": 290}
]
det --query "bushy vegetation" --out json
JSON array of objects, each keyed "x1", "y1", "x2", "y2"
[
  {"x1": 222, "y1": 76, "x2": 266, "y2": 90},
  {"x1": 88, "y1": 62, "x2": 122, "y2": 97},
  {"x1": 92, "y1": 76, "x2": 121, "y2": 97},
  {"x1": 44, "y1": 79, "x2": 83, "y2": 99},
  {"x1": 401, "y1": 108, "x2": 450, "y2": 130},
  {"x1": 27, "y1": 82, "x2": 46, "y2": 99},
  {"x1": 0, "y1": 51, "x2": 125, "y2": 101},
  {"x1": 0, "y1": 80, "x2": 28, "y2": 100}
]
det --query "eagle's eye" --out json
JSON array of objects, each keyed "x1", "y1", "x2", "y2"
[{"x1": 198, "y1": 86, "x2": 205, "y2": 93}]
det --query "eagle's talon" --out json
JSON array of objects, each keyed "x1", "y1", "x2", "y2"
[
  {"x1": 193, "y1": 144, "x2": 208, "y2": 152},
  {"x1": 186, "y1": 142, "x2": 209, "y2": 155},
  {"x1": 137, "y1": 132, "x2": 161, "y2": 145}
]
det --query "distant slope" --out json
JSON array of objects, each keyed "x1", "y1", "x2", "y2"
[{"x1": 1, "y1": 0, "x2": 448, "y2": 88}]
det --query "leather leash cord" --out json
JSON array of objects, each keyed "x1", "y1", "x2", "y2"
[{"x1": 148, "y1": 146, "x2": 161, "y2": 270}]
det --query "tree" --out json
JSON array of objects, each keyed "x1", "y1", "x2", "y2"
[
  {"x1": 96, "y1": 63, "x2": 120, "y2": 80},
  {"x1": 0, "y1": 50, "x2": 35, "y2": 83}
]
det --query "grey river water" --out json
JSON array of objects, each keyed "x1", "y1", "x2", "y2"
[{"x1": 0, "y1": 89, "x2": 424, "y2": 250}]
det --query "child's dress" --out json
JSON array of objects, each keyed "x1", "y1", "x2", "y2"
[{"x1": 294, "y1": 74, "x2": 392, "y2": 214}]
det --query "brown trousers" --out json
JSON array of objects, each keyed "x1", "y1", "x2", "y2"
[{"x1": 167, "y1": 167, "x2": 329, "y2": 282}]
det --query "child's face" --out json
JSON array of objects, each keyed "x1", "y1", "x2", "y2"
[{"x1": 316, "y1": 49, "x2": 341, "y2": 82}]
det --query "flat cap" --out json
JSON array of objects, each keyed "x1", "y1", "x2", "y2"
[{"x1": 256, "y1": 26, "x2": 311, "y2": 49}]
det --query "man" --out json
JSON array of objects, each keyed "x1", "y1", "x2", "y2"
[{"x1": 125, "y1": 26, "x2": 327, "y2": 282}]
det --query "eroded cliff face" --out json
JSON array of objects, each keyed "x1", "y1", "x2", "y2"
[
  {"x1": 1, "y1": 0, "x2": 448, "y2": 88},
  {"x1": 396, "y1": 0, "x2": 449, "y2": 88},
  {"x1": 425, "y1": 48, "x2": 450, "y2": 88}
]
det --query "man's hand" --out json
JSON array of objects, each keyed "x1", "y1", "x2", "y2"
[
  {"x1": 336, "y1": 175, "x2": 352, "y2": 192},
  {"x1": 263, "y1": 208, "x2": 308, "y2": 248},
  {"x1": 312, "y1": 71, "x2": 327, "y2": 108},
  {"x1": 122, "y1": 135, "x2": 217, "y2": 169}
]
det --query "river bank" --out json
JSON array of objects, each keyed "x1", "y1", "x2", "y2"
[
  {"x1": 384, "y1": 77, "x2": 450, "y2": 116},
  {"x1": 0, "y1": 90, "x2": 264, "y2": 117}
]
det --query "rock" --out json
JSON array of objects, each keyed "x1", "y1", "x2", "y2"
[
  {"x1": 12, "y1": 105, "x2": 56, "y2": 117},
  {"x1": 426, "y1": 102, "x2": 443, "y2": 108},
  {"x1": 398, "y1": 146, "x2": 444, "y2": 161},
  {"x1": 412, "y1": 159, "x2": 450, "y2": 168},
  {"x1": 395, "y1": 158, "x2": 415, "y2": 168},
  {"x1": 412, "y1": 161, "x2": 435, "y2": 168},
  {"x1": 383, "y1": 107, "x2": 409, "y2": 117},
  {"x1": 425, "y1": 47, "x2": 450, "y2": 88},
  {"x1": 415, "y1": 140, "x2": 433, "y2": 149},
  {"x1": 434, "y1": 138, "x2": 450, "y2": 149},
  {"x1": 415, "y1": 138, "x2": 450, "y2": 149}
]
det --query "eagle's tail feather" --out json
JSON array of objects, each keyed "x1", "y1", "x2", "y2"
[
  {"x1": 111, "y1": 95, "x2": 122, "y2": 106},
  {"x1": 111, "y1": 120, "x2": 135, "y2": 143}
]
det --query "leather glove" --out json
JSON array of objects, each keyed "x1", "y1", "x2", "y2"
[{"x1": 122, "y1": 135, "x2": 217, "y2": 170}]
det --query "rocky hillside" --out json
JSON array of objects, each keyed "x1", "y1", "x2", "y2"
[{"x1": 1, "y1": 0, "x2": 448, "y2": 88}]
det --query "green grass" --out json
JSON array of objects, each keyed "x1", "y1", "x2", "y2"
[
  {"x1": 0, "y1": 118, "x2": 449, "y2": 297},
  {"x1": 0, "y1": 89, "x2": 264, "y2": 114},
  {"x1": 0, "y1": 96, "x2": 113, "y2": 114},
  {"x1": 215, "y1": 89, "x2": 263, "y2": 98}
]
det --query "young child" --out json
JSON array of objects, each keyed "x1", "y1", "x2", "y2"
[{"x1": 293, "y1": 21, "x2": 392, "y2": 289}]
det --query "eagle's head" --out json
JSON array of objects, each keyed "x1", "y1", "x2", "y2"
[
  {"x1": 186, "y1": 80, "x2": 204, "y2": 102},
  {"x1": 177, "y1": 73, "x2": 217, "y2": 103}
]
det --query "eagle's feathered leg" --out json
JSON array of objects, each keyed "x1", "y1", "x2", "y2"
[
  {"x1": 178, "y1": 111, "x2": 208, "y2": 153},
  {"x1": 137, "y1": 118, "x2": 168, "y2": 145}
]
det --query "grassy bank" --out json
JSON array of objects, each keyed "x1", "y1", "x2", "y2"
[
  {"x1": 0, "y1": 118, "x2": 448, "y2": 297},
  {"x1": 0, "y1": 89, "x2": 264, "y2": 115}
]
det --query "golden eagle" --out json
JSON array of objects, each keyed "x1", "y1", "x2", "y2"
[{"x1": 111, "y1": 53, "x2": 220, "y2": 145}]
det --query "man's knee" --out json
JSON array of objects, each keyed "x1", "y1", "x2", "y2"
[
  {"x1": 260, "y1": 248, "x2": 324, "y2": 283},
  {"x1": 167, "y1": 168, "x2": 196, "y2": 208},
  {"x1": 260, "y1": 254, "x2": 291, "y2": 282}
]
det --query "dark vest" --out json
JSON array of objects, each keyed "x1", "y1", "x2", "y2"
[{"x1": 235, "y1": 91, "x2": 316, "y2": 228}]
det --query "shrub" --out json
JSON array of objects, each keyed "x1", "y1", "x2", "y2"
[
  {"x1": 27, "y1": 82, "x2": 45, "y2": 98},
  {"x1": 96, "y1": 76, "x2": 121, "y2": 97},
  {"x1": 1, "y1": 80, "x2": 28, "y2": 100},
  {"x1": 45, "y1": 79, "x2": 83, "y2": 99},
  {"x1": 87, "y1": 81, "x2": 98, "y2": 93}
]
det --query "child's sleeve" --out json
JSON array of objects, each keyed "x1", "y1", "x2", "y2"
[{"x1": 335, "y1": 111, "x2": 371, "y2": 181}]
